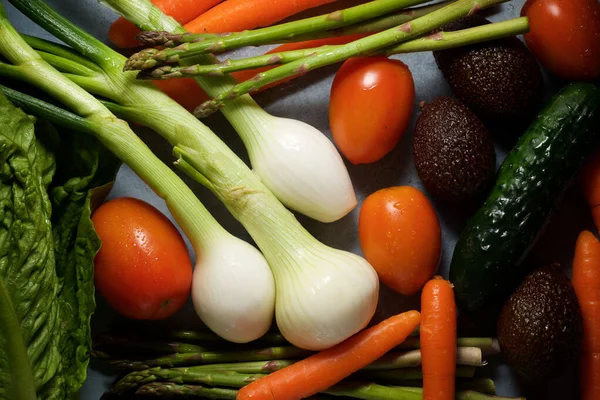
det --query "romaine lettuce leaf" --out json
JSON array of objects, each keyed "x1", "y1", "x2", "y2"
[{"x1": 0, "y1": 92, "x2": 120, "y2": 399}]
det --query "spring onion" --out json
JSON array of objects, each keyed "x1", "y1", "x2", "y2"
[
  {"x1": 100, "y1": 0, "x2": 358, "y2": 223},
  {"x1": 6, "y1": 0, "x2": 380, "y2": 350},
  {"x1": 0, "y1": 7, "x2": 275, "y2": 345}
]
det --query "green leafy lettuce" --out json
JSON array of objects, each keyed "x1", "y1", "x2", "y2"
[{"x1": 0, "y1": 92, "x2": 120, "y2": 399}]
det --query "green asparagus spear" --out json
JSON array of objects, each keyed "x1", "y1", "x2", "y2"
[
  {"x1": 194, "y1": 0, "x2": 510, "y2": 116},
  {"x1": 94, "y1": 332, "x2": 207, "y2": 356},
  {"x1": 107, "y1": 347, "x2": 311, "y2": 371},
  {"x1": 393, "y1": 379, "x2": 496, "y2": 395},
  {"x1": 134, "y1": 382, "x2": 524, "y2": 400},
  {"x1": 123, "y1": 0, "x2": 431, "y2": 70},
  {"x1": 169, "y1": 330, "x2": 288, "y2": 346},
  {"x1": 140, "y1": 17, "x2": 527, "y2": 80},
  {"x1": 136, "y1": 382, "x2": 238, "y2": 398},
  {"x1": 358, "y1": 366, "x2": 478, "y2": 381},
  {"x1": 110, "y1": 347, "x2": 484, "y2": 393},
  {"x1": 137, "y1": 1, "x2": 451, "y2": 48}
]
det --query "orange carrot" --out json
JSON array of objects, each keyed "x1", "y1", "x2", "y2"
[
  {"x1": 573, "y1": 231, "x2": 600, "y2": 400},
  {"x1": 237, "y1": 310, "x2": 421, "y2": 400},
  {"x1": 184, "y1": 0, "x2": 338, "y2": 34},
  {"x1": 421, "y1": 277, "x2": 457, "y2": 400},
  {"x1": 109, "y1": 0, "x2": 224, "y2": 48},
  {"x1": 153, "y1": 78, "x2": 210, "y2": 111},
  {"x1": 582, "y1": 149, "x2": 600, "y2": 232}
]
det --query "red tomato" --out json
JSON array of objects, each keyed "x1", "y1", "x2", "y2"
[
  {"x1": 92, "y1": 197, "x2": 193, "y2": 320},
  {"x1": 329, "y1": 57, "x2": 415, "y2": 165},
  {"x1": 521, "y1": 0, "x2": 600, "y2": 80},
  {"x1": 359, "y1": 186, "x2": 441, "y2": 296}
]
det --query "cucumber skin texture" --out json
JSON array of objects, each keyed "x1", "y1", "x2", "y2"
[{"x1": 450, "y1": 82, "x2": 600, "y2": 312}]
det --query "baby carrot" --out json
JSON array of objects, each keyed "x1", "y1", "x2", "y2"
[
  {"x1": 582, "y1": 149, "x2": 600, "y2": 233},
  {"x1": 573, "y1": 231, "x2": 600, "y2": 400},
  {"x1": 109, "y1": 0, "x2": 224, "y2": 48},
  {"x1": 185, "y1": 0, "x2": 338, "y2": 34},
  {"x1": 236, "y1": 310, "x2": 421, "y2": 400},
  {"x1": 421, "y1": 277, "x2": 457, "y2": 400}
]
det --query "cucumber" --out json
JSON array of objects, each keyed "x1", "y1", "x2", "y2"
[{"x1": 450, "y1": 82, "x2": 600, "y2": 312}]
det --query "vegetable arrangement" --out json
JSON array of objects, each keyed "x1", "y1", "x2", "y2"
[{"x1": 2, "y1": 0, "x2": 600, "y2": 398}]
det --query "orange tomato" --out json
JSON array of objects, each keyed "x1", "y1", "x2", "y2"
[
  {"x1": 329, "y1": 57, "x2": 415, "y2": 165},
  {"x1": 92, "y1": 197, "x2": 193, "y2": 320},
  {"x1": 359, "y1": 186, "x2": 441, "y2": 296}
]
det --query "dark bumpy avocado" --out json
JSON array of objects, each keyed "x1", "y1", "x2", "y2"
[
  {"x1": 412, "y1": 97, "x2": 496, "y2": 202},
  {"x1": 434, "y1": 15, "x2": 543, "y2": 122},
  {"x1": 497, "y1": 264, "x2": 583, "y2": 382}
]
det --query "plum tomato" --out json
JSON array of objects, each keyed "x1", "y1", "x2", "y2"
[
  {"x1": 521, "y1": 0, "x2": 600, "y2": 80},
  {"x1": 359, "y1": 186, "x2": 442, "y2": 296},
  {"x1": 329, "y1": 57, "x2": 415, "y2": 165},
  {"x1": 92, "y1": 197, "x2": 193, "y2": 320}
]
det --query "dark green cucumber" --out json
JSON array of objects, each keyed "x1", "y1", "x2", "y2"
[{"x1": 450, "y1": 82, "x2": 600, "y2": 312}]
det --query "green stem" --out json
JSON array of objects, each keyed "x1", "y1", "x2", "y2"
[
  {"x1": 384, "y1": 16, "x2": 528, "y2": 54},
  {"x1": 8, "y1": 0, "x2": 124, "y2": 72},
  {"x1": 0, "y1": 278, "x2": 37, "y2": 400},
  {"x1": 365, "y1": 347, "x2": 483, "y2": 370},
  {"x1": 20, "y1": 33, "x2": 102, "y2": 73},
  {"x1": 107, "y1": 347, "x2": 311, "y2": 371},
  {"x1": 358, "y1": 366, "x2": 478, "y2": 381},
  {"x1": 141, "y1": 17, "x2": 527, "y2": 79},
  {"x1": 0, "y1": 84, "x2": 98, "y2": 134},
  {"x1": 143, "y1": 2, "x2": 452, "y2": 48},
  {"x1": 133, "y1": 381, "x2": 517, "y2": 400},
  {"x1": 392, "y1": 379, "x2": 496, "y2": 395},
  {"x1": 124, "y1": 0, "x2": 432, "y2": 70},
  {"x1": 195, "y1": 0, "x2": 510, "y2": 116},
  {"x1": 168, "y1": 330, "x2": 288, "y2": 346},
  {"x1": 0, "y1": 20, "x2": 226, "y2": 251},
  {"x1": 36, "y1": 50, "x2": 98, "y2": 76}
]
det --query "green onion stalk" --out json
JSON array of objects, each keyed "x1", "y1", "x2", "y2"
[
  {"x1": 0, "y1": 6, "x2": 277, "y2": 345},
  {"x1": 107, "y1": 0, "x2": 387, "y2": 224},
  {"x1": 139, "y1": 17, "x2": 528, "y2": 79},
  {"x1": 5, "y1": 0, "x2": 380, "y2": 351}
]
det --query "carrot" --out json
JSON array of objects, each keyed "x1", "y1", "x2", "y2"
[
  {"x1": 108, "y1": 0, "x2": 224, "y2": 48},
  {"x1": 184, "y1": 0, "x2": 338, "y2": 34},
  {"x1": 573, "y1": 230, "x2": 600, "y2": 400},
  {"x1": 237, "y1": 310, "x2": 421, "y2": 400},
  {"x1": 582, "y1": 149, "x2": 600, "y2": 232},
  {"x1": 153, "y1": 78, "x2": 210, "y2": 111},
  {"x1": 421, "y1": 277, "x2": 457, "y2": 400}
]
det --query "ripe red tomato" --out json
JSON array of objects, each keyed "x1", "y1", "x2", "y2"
[
  {"x1": 329, "y1": 57, "x2": 415, "y2": 165},
  {"x1": 521, "y1": 0, "x2": 600, "y2": 80},
  {"x1": 92, "y1": 197, "x2": 193, "y2": 320},
  {"x1": 359, "y1": 186, "x2": 441, "y2": 296}
]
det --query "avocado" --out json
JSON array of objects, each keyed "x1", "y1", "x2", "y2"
[
  {"x1": 412, "y1": 96, "x2": 496, "y2": 202},
  {"x1": 497, "y1": 264, "x2": 583, "y2": 382},
  {"x1": 433, "y1": 15, "x2": 543, "y2": 122}
]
